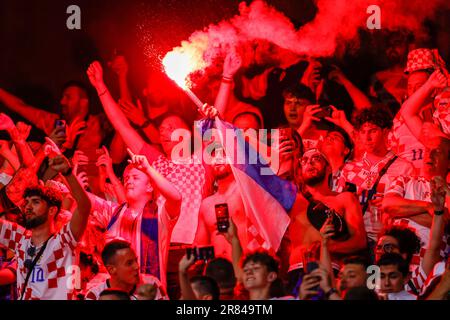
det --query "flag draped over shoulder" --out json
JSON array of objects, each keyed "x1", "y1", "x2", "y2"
[{"x1": 198, "y1": 117, "x2": 297, "y2": 252}]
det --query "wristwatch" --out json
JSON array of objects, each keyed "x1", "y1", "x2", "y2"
[{"x1": 434, "y1": 209, "x2": 445, "y2": 216}]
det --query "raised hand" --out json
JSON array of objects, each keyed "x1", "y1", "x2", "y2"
[
  {"x1": 87, "y1": 61, "x2": 105, "y2": 89},
  {"x1": 319, "y1": 216, "x2": 335, "y2": 245},
  {"x1": 48, "y1": 154, "x2": 71, "y2": 175},
  {"x1": 220, "y1": 217, "x2": 238, "y2": 244},
  {"x1": 328, "y1": 65, "x2": 347, "y2": 85},
  {"x1": 15, "y1": 122, "x2": 32, "y2": 141},
  {"x1": 44, "y1": 137, "x2": 62, "y2": 158},
  {"x1": 96, "y1": 146, "x2": 114, "y2": 174},
  {"x1": 427, "y1": 70, "x2": 448, "y2": 90},
  {"x1": 127, "y1": 148, "x2": 151, "y2": 172},
  {"x1": 178, "y1": 254, "x2": 196, "y2": 274},
  {"x1": 0, "y1": 113, "x2": 15, "y2": 131},
  {"x1": 109, "y1": 55, "x2": 129, "y2": 78},
  {"x1": 300, "y1": 104, "x2": 321, "y2": 130},
  {"x1": 324, "y1": 105, "x2": 349, "y2": 129},
  {"x1": 223, "y1": 50, "x2": 242, "y2": 78},
  {"x1": 75, "y1": 170, "x2": 89, "y2": 190},
  {"x1": 72, "y1": 150, "x2": 89, "y2": 168},
  {"x1": 63, "y1": 116, "x2": 87, "y2": 150},
  {"x1": 199, "y1": 103, "x2": 219, "y2": 119},
  {"x1": 299, "y1": 273, "x2": 321, "y2": 299},
  {"x1": 119, "y1": 99, "x2": 147, "y2": 126},
  {"x1": 431, "y1": 176, "x2": 448, "y2": 211}
]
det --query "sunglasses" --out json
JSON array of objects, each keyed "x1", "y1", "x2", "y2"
[
  {"x1": 24, "y1": 246, "x2": 37, "y2": 270},
  {"x1": 376, "y1": 243, "x2": 399, "y2": 254},
  {"x1": 300, "y1": 154, "x2": 325, "y2": 166}
]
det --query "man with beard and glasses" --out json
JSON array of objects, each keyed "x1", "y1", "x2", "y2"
[
  {"x1": 195, "y1": 147, "x2": 247, "y2": 261},
  {"x1": 285, "y1": 149, "x2": 366, "y2": 295},
  {"x1": 0, "y1": 154, "x2": 91, "y2": 300}
]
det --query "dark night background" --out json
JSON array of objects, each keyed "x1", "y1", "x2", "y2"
[{"x1": 0, "y1": 0, "x2": 316, "y2": 113}]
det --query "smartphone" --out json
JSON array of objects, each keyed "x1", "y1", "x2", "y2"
[
  {"x1": 279, "y1": 128, "x2": 292, "y2": 140},
  {"x1": 186, "y1": 246, "x2": 215, "y2": 262},
  {"x1": 54, "y1": 119, "x2": 66, "y2": 136},
  {"x1": 306, "y1": 261, "x2": 319, "y2": 274},
  {"x1": 315, "y1": 106, "x2": 332, "y2": 118},
  {"x1": 215, "y1": 203, "x2": 230, "y2": 233}
]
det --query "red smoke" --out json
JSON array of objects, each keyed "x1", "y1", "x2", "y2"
[{"x1": 162, "y1": 0, "x2": 448, "y2": 80}]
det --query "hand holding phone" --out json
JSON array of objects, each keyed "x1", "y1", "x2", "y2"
[{"x1": 215, "y1": 203, "x2": 230, "y2": 233}]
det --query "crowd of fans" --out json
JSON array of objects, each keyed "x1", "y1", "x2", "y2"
[{"x1": 0, "y1": 27, "x2": 449, "y2": 300}]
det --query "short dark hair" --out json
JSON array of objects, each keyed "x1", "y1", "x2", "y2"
[
  {"x1": 101, "y1": 240, "x2": 132, "y2": 266},
  {"x1": 204, "y1": 258, "x2": 236, "y2": 290},
  {"x1": 383, "y1": 226, "x2": 421, "y2": 264},
  {"x1": 343, "y1": 256, "x2": 370, "y2": 270},
  {"x1": 23, "y1": 186, "x2": 62, "y2": 213},
  {"x1": 344, "y1": 286, "x2": 379, "y2": 300},
  {"x1": 353, "y1": 105, "x2": 394, "y2": 131},
  {"x1": 326, "y1": 127, "x2": 353, "y2": 160},
  {"x1": 377, "y1": 253, "x2": 410, "y2": 277},
  {"x1": 99, "y1": 288, "x2": 131, "y2": 300},
  {"x1": 80, "y1": 252, "x2": 99, "y2": 274},
  {"x1": 282, "y1": 84, "x2": 315, "y2": 103},
  {"x1": 190, "y1": 276, "x2": 220, "y2": 300},
  {"x1": 242, "y1": 250, "x2": 279, "y2": 274},
  {"x1": 62, "y1": 80, "x2": 90, "y2": 99}
]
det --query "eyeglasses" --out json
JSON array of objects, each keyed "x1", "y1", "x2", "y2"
[
  {"x1": 24, "y1": 246, "x2": 37, "y2": 270},
  {"x1": 300, "y1": 155, "x2": 325, "y2": 166},
  {"x1": 376, "y1": 243, "x2": 399, "y2": 254}
]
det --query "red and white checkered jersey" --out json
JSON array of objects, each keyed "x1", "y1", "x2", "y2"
[
  {"x1": 386, "y1": 176, "x2": 449, "y2": 265},
  {"x1": 90, "y1": 195, "x2": 177, "y2": 290},
  {"x1": 388, "y1": 114, "x2": 425, "y2": 173},
  {"x1": 0, "y1": 221, "x2": 79, "y2": 300},
  {"x1": 419, "y1": 260, "x2": 447, "y2": 298},
  {"x1": 338, "y1": 151, "x2": 414, "y2": 240},
  {"x1": 140, "y1": 145, "x2": 213, "y2": 245},
  {"x1": 433, "y1": 92, "x2": 450, "y2": 136},
  {"x1": 84, "y1": 274, "x2": 169, "y2": 300}
]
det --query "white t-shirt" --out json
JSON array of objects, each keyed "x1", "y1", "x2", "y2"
[{"x1": 0, "y1": 221, "x2": 79, "y2": 300}]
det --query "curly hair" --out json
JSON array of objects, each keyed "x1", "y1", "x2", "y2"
[
  {"x1": 383, "y1": 226, "x2": 422, "y2": 264},
  {"x1": 23, "y1": 185, "x2": 62, "y2": 212},
  {"x1": 353, "y1": 105, "x2": 394, "y2": 130}
]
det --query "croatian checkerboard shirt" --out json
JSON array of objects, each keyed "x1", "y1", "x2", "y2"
[{"x1": 0, "y1": 221, "x2": 79, "y2": 300}]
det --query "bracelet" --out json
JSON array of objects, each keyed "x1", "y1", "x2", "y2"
[
  {"x1": 62, "y1": 167, "x2": 73, "y2": 177},
  {"x1": 222, "y1": 76, "x2": 233, "y2": 83},
  {"x1": 325, "y1": 287, "x2": 338, "y2": 299},
  {"x1": 140, "y1": 119, "x2": 152, "y2": 129},
  {"x1": 434, "y1": 209, "x2": 445, "y2": 216},
  {"x1": 98, "y1": 89, "x2": 108, "y2": 97}
]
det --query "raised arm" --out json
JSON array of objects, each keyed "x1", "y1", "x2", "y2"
[
  {"x1": 127, "y1": 149, "x2": 181, "y2": 219},
  {"x1": 86, "y1": 61, "x2": 162, "y2": 163},
  {"x1": 0, "y1": 88, "x2": 56, "y2": 132},
  {"x1": 213, "y1": 51, "x2": 242, "y2": 116},
  {"x1": 220, "y1": 218, "x2": 243, "y2": 283},
  {"x1": 178, "y1": 254, "x2": 197, "y2": 300},
  {"x1": 400, "y1": 70, "x2": 448, "y2": 142},
  {"x1": 47, "y1": 140, "x2": 91, "y2": 241},
  {"x1": 109, "y1": 54, "x2": 133, "y2": 103},
  {"x1": 328, "y1": 66, "x2": 371, "y2": 114},
  {"x1": 96, "y1": 146, "x2": 126, "y2": 204},
  {"x1": 0, "y1": 114, "x2": 34, "y2": 168},
  {"x1": 422, "y1": 176, "x2": 448, "y2": 276}
]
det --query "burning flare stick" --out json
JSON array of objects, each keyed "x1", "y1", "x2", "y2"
[{"x1": 162, "y1": 50, "x2": 204, "y2": 108}]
